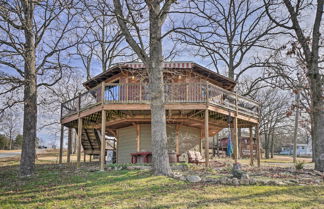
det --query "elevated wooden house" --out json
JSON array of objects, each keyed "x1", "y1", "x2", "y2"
[{"x1": 59, "y1": 62, "x2": 261, "y2": 169}]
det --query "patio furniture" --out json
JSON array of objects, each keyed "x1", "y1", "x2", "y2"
[
  {"x1": 187, "y1": 151, "x2": 205, "y2": 164},
  {"x1": 130, "y1": 152, "x2": 152, "y2": 164}
]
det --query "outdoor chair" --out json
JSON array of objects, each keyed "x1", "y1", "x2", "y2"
[{"x1": 187, "y1": 151, "x2": 205, "y2": 164}]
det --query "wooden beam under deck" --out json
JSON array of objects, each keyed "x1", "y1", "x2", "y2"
[
  {"x1": 207, "y1": 105, "x2": 258, "y2": 124},
  {"x1": 62, "y1": 103, "x2": 258, "y2": 127},
  {"x1": 100, "y1": 110, "x2": 106, "y2": 171}
]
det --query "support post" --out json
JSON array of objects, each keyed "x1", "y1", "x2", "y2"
[
  {"x1": 234, "y1": 92, "x2": 239, "y2": 163},
  {"x1": 205, "y1": 109, "x2": 209, "y2": 167},
  {"x1": 76, "y1": 118, "x2": 82, "y2": 169},
  {"x1": 233, "y1": 117, "x2": 239, "y2": 163},
  {"x1": 216, "y1": 133, "x2": 219, "y2": 157},
  {"x1": 175, "y1": 124, "x2": 180, "y2": 154},
  {"x1": 59, "y1": 125, "x2": 64, "y2": 164},
  {"x1": 249, "y1": 127, "x2": 254, "y2": 166},
  {"x1": 256, "y1": 125, "x2": 261, "y2": 167},
  {"x1": 101, "y1": 81, "x2": 105, "y2": 105},
  {"x1": 73, "y1": 129, "x2": 76, "y2": 154},
  {"x1": 100, "y1": 110, "x2": 106, "y2": 171},
  {"x1": 136, "y1": 124, "x2": 141, "y2": 152},
  {"x1": 139, "y1": 81, "x2": 142, "y2": 102},
  {"x1": 116, "y1": 130, "x2": 119, "y2": 163},
  {"x1": 67, "y1": 128, "x2": 72, "y2": 163},
  {"x1": 199, "y1": 129, "x2": 203, "y2": 154},
  {"x1": 84, "y1": 152, "x2": 86, "y2": 162}
]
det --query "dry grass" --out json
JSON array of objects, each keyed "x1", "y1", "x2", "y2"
[
  {"x1": 0, "y1": 149, "x2": 21, "y2": 153},
  {"x1": 0, "y1": 151, "x2": 323, "y2": 209}
]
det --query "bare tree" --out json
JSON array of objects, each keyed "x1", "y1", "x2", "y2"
[
  {"x1": 264, "y1": 0, "x2": 323, "y2": 171},
  {"x1": 171, "y1": 0, "x2": 277, "y2": 82},
  {"x1": 76, "y1": 0, "x2": 129, "y2": 80},
  {"x1": 0, "y1": 0, "x2": 81, "y2": 176},
  {"x1": 261, "y1": 42, "x2": 316, "y2": 159},
  {"x1": 257, "y1": 88, "x2": 291, "y2": 159},
  {"x1": 0, "y1": 108, "x2": 20, "y2": 149},
  {"x1": 113, "y1": 0, "x2": 176, "y2": 176},
  {"x1": 37, "y1": 69, "x2": 84, "y2": 147}
]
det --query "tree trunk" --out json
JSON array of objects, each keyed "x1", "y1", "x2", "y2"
[
  {"x1": 9, "y1": 132, "x2": 13, "y2": 150},
  {"x1": 310, "y1": 2, "x2": 323, "y2": 170},
  {"x1": 311, "y1": 121, "x2": 315, "y2": 162},
  {"x1": 310, "y1": 66, "x2": 324, "y2": 171},
  {"x1": 20, "y1": 0, "x2": 37, "y2": 176},
  {"x1": 148, "y1": 1, "x2": 171, "y2": 176},
  {"x1": 264, "y1": 132, "x2": 270, "y2": 159},
  {"x1": 270, "y1": 131, "x2": 274, "y2": 158}
]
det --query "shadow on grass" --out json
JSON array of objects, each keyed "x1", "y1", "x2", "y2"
[
  {"x1": 0, "y1": 163, "x2": 187, "y2": 207},
  {"x1": 1, "y1": 163, "x2": 323, "y2": 209},
  {"x1": 150, "y1": 185, "x2": 324, "y2": 209}
]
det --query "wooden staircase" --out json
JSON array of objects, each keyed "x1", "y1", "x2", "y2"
[
  {"x1": 81, "y1": 129, "x2": 101, "y2": 155},
  {"x1": 80, "y1": 128, "x2": 116, "y2": 155}
]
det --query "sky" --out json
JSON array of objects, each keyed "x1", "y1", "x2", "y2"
[{"x1": 0, "y1": 0, "x2": 321, "y2": 148}]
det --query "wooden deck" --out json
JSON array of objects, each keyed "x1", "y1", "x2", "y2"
[
  {"x1": 61, "y1": 82, "x2": 259, "y2": 126},
  {"x1": 59, "y1": 81, "x2": 261, "y2": 169}
]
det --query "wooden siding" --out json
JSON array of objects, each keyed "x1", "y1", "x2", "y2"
[
  {"x1": 117, "y1": 126, "x2": 136, "y2": 164},
  {"x1": 140, "y1": 124, "x2": 152, "y2": 152},
  {"x1": 117, "y1": 124, "x2": 201, "y2": 163}
]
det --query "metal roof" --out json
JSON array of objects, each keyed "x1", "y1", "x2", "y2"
[{"x1": 83, "y1": 62, "x2": 236, "y2": 90}]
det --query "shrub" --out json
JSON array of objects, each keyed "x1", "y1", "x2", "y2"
[
  {"x1": 232, "y1": 163, "x2": 244, "y2": 179},
  {"x1": 295, "y1": 161, "x2": 305, "y2": 170}
]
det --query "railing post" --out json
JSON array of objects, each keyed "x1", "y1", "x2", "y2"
[
  {"x1": 78, "y1": 93, "x2": 81, "y2": 113},
  {"x1": 206, "y1": 81, "x2": 209, "y2": 105},
  {"x1": 186, "y1": 83, "x2": 189, "y2": 102},
  {"x1": 126, "y1": 83, "x2": 129, "y2": 102},
  {"x1": 139, "y1": 82, "x2": 142, "y2": 103},
  {"x1": 101, "y1": 81, "x2": 105, "y2": 106}
]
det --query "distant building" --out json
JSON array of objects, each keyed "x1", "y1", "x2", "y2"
[
  {"x1": 215, "y1": 137, "x2": 263, "y2": 157},
  {"x1": 279, "y1": 143, "x2": 312, "y2": 157}
]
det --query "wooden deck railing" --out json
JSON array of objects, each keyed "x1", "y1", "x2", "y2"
[{"x1": 61, "y1": 82, "x2": 259, "y2": 119}]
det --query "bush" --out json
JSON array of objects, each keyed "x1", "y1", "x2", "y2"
[
  {"x1": 232, "y1": 163, "x2": 244, "y2": 179},
  {"x1": 295, "y1": 161, "x2": 304, "y2": 170}
]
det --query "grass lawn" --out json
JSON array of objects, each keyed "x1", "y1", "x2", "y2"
[{"x1": 0, "y1": 151, "x2": 323, "y2": 209}]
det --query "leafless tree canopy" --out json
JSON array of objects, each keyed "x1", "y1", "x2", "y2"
[
  {"x1": 0, "y1": 0, "x2": 81, "y2": 112},
  {"x1": 76, "y1": 0, "x2": 130, "y2": 80},
  {"x1": 264, "y1": 0, "x2": 323, "y2": 171},
  {"x1": 0, "y1": 0, "x2": 82, "y2": 176},
  {"x1": 170, "y1": 0, "x2": 277, "y2": 82}
]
